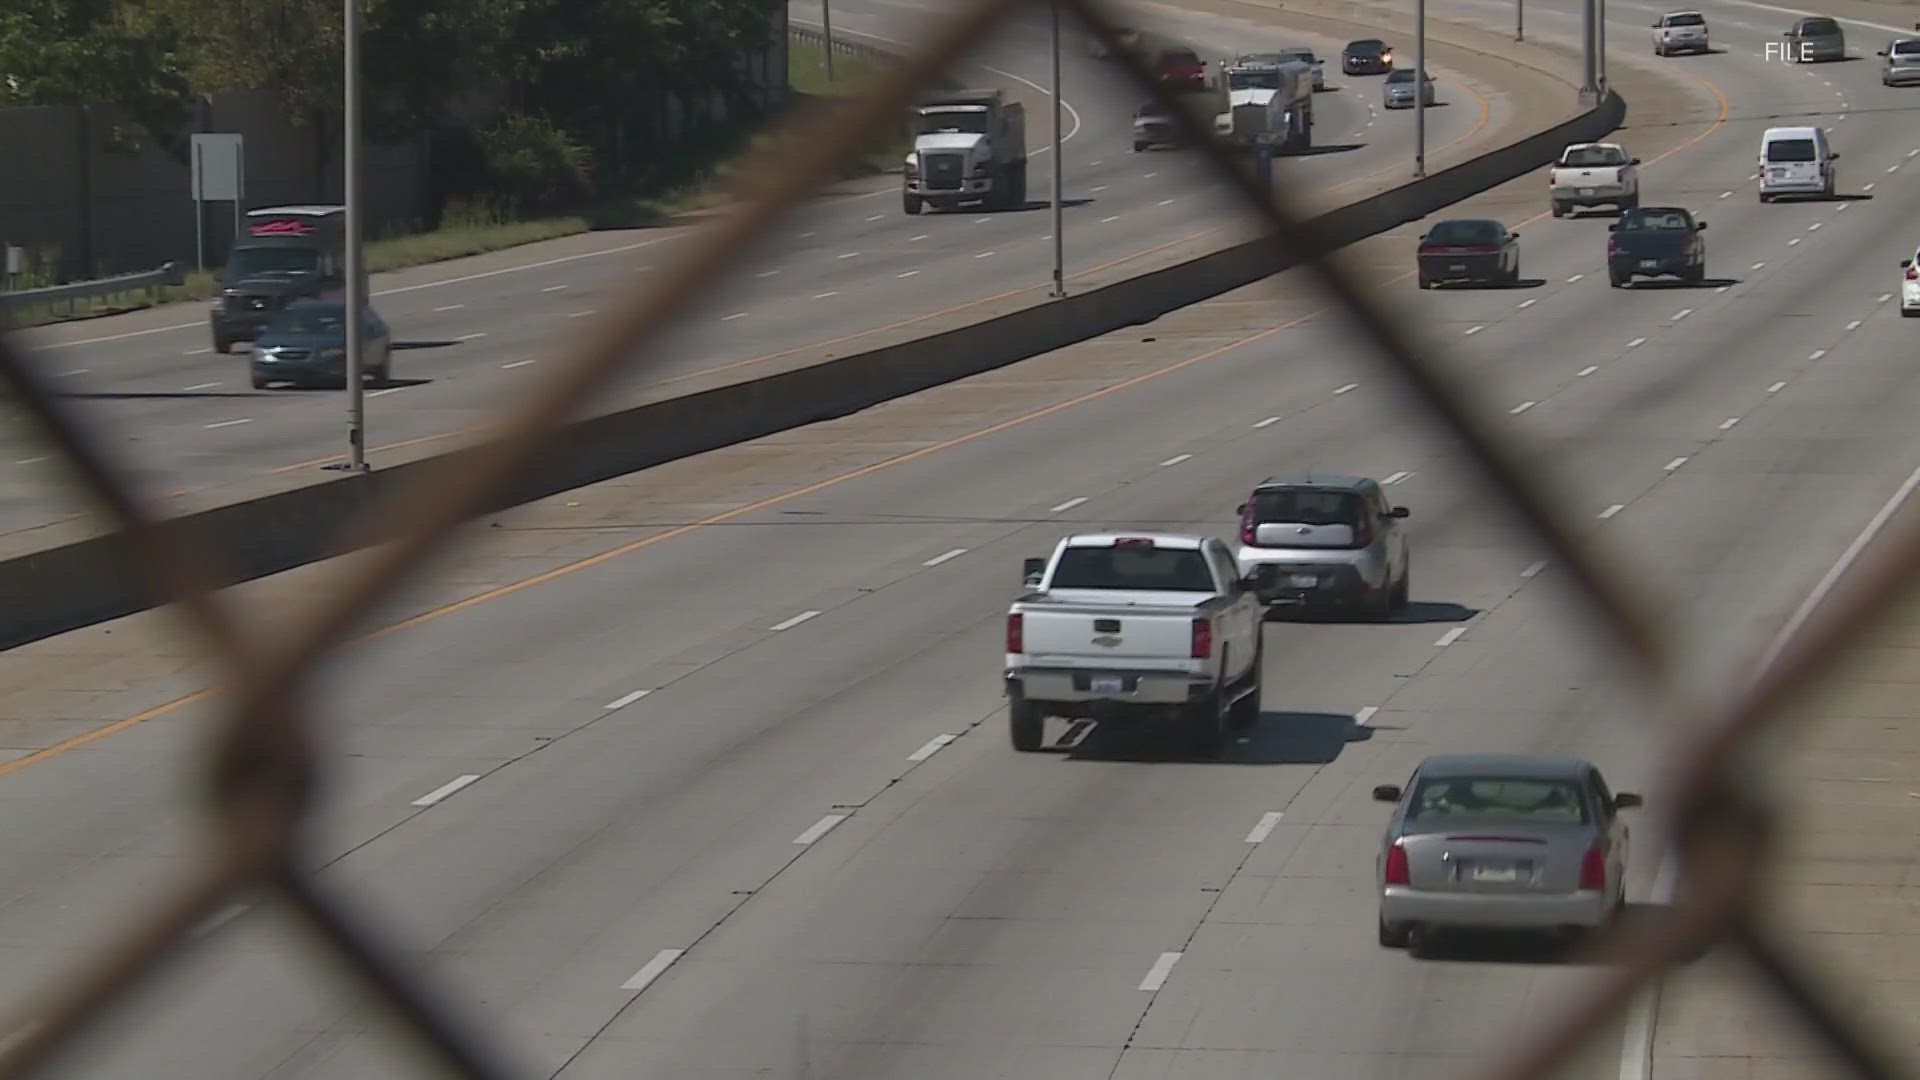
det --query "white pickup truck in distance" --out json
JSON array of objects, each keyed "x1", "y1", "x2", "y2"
[
  {"x1": 1004, "y1": 533, "x2": 1264, "y2": 755},
  {"x1": 1549, "y1": 142, "x2": 1641, "y2": 217}
]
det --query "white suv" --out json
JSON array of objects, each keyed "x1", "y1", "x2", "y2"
[
  {"x1": 1652, "y1": 10, "x2": 1710, "y2": 55},
  {"x1": 1901, "y1": 249, "x2": 1920, "y2": 316}
]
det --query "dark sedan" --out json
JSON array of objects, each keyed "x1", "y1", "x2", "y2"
[
  {"x1": 249, "y1": 299, "x2": 393, "y2": 389},
  {"x1": 1416, "y1": 218, "x2": 1520, "y2": 288},
  {"x1": 1606, "y1": 206, "x2": 1707, "y2": 286},
  {"x1": 1342, "y1": 38, "x2": 1394, "y2": 75}
]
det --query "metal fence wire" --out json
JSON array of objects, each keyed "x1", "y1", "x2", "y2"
[{"x1": 1, "y1": 0, "x2": 1918, "y2": 1076}]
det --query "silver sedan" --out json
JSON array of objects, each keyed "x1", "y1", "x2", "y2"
[
  {"x1": 1382, "y1": 68, "x2": 1435, "y2": 108},
  {"x1": 1372, "y1": 753, "x2": 1640, "y2": 953}
]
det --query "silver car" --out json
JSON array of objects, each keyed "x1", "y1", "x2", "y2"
[
  {"x1": 1784, "y1": 15, "x2": 1846, "y2": 62},
  {"x1": 1372, "y1": 754, "x2": 1641, "y2": 953},
  {"x1": 1233, "y1": 473, "x2": 1410, "y2": 620},
  {"x1": 1880, "y1": 37, "x2": 1920, "y2": 84},
  {"x1": 1382, "y1": 67, "x2": 1436, "y2": 108}
]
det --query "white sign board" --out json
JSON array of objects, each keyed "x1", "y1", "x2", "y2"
[{"x1": 191, "y1": 133, "x2": 245, "y2": 202}]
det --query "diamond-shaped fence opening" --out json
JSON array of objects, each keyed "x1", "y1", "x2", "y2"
[{"x1": 3, "y1": 0, "x2": 1920, "y2": 1077}]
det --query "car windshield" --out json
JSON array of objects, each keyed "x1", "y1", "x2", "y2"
[
  {"x1": 1161, "y1": 50, "x2": 1199, "y2": 65},
  {"x1": 228, "y1": 247, "x2": 320, "y2": 277},
  {"x1": 912, "y1": 109, "x2": 992, "y2": 136},
  {"x1": 263, "y1": 307, "x2": 349, "y2": 336},
  {"x1": 1278, "y1": 49, "x2": 1314, "y2": 61},
  {"x1": 1048, "y1": 546, "x2": 1216, "y2": 592},
  {"x1": 1620, "y1": 208, "x2": 1691, "y2": 230},
  {"x1": 1349, "y1": 39, "x2": 1385, "y2": 53},
  {"x1": 1406, "y1": 777, "x2": 1591, "y2": 824},
  {"x1": 1798, "y1": 17, "x2": 1839, "y2": 34},
  {"x1": 1426, "y1": 220, "x2": 1503, "y2": 244},
  {"x1": 1664, "y1": 12, "x2": 1706, "y2": 25},
  {"x1": 1561, "y1": 145, "x2": 1625, "y2": 167},
  {"x1": 1386, "y1": 68, "x2": 1419, "y2": 82},
  {"x1": 1230, "y1": 70, "x2": 1282, "y2": 89},
  {"x1": 1136, "y1": 103, "x2": 1169, "y2": 119},
  {"x1": 1249, "y1": 488, "x2": 1365, "y2": 526},
  {"x1": 1765, "y1": 138, "x2": 1818, "y2": 162}
]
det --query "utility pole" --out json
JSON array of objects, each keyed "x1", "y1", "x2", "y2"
[
  {"x1": 1050, "y1": 0, "x2": 1065, "y2": 298},
  {"x1": 341, "y1": 0, "x2": 368, "y2": 472},
  {"x1": 1414, "y1": 0, "x2": 1427, "y2": 177}
]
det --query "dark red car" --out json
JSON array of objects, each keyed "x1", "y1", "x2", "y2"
[{"x1": 1154, "y1": 48, "x2": 1207, "y2": 89}]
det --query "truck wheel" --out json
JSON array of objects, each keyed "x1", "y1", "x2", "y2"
[
  {"x1": 1185, "y1": 694, "x2": 1226, "y2": 754},
  {"x1": 1362, "y1": 584, "x2": 1394, "y2": 623},
  {"x1": 1379, "y1": 917, "x2": 1412, "y2": 948},
  {"x1": 1011, "y1": 164, "x2": 1029, "y2": 207},
  {"x1": 1686, "y1": 262, "x2": 1706, "y2": 285},
  {"x1": 1550, "y1": 201, "x2": 1566, "y2": 218},
  {"x1": 1133, "y1": 140, "x2": 1148, "y2": 152},
  {"x1": 215, "y1": 337, "x2": 235, "y2": 355},
  {"x1": 1008, "y1": 697, "x2": 1045, "y2": 752},
  {"x1": 903, "y1": 193, "x2": 923, "y2": 215}
]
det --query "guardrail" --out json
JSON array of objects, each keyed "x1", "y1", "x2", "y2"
[
  {"x1": 0, "y1": 261, "x2": 187, "y2": 329},
  {"x1": 789, "y1": 24, "x2": 898, "y2": 67}
]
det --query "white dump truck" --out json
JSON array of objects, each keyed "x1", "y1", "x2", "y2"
[
  {"x1": 902, "y1": 89, "x2": 1029, "y2": 214},
  {"x1": 1212, "y1": 58, "x2": 1314, "y2": 152}
]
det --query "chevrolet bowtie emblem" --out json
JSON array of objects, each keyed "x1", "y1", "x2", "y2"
[
  {"x1": 1091, "y1": 634, "x2": 1121, "y2": 648},
  {"x1": 1297, "y1": 526, "x2": 1311, "y2": 534}
]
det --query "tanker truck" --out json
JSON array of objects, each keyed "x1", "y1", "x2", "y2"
[
  {"x1": 902, "y1": 89, "x2": 1029, "y2": 214},
  {"x1": 1212, "y1": 58, "x2": 1314, "y2": 153}
]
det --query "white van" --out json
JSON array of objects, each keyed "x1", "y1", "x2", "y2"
[{"x1": 1758, "y1": 125, "x2": 1838, "y2": 202}]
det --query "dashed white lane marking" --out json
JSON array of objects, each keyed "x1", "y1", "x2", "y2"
[
  {"x1": 1627, "y1": 337, "x2": 1646, "y2": 348},
  {"x1": 793, "y1": 814, "x2": 848, "y2": 845},
  {"x1": 1521, "y1": 560, "x2": 1548, "y2": 578},
  {"x1": 1101, "y1": 215, "x2": 1122, "y2": 223},
  {"x1": 1464, "y1": 325, "x2": 1484, "y2": 335},
  {"x1": 974, "y1": 216, "x2": 993, "y2": 224},
  {"x1": 1837, "y1": 203, "x2": 1850, "y2": 212},
  {"x1": 1160, "y1": 453, "x2": 1193, "y2": 467},
  {"x1": 1846, "y1": 320, "x2": 1861, "y2": 331},
  {"x1": 756, "y1": 269, "x2": 781, "y2": 278},
  {"x1": 814, "y1": 291, "x2": 840, "y2": 299},
  {"x1": 367, "y1": 387, "x2": 406, "y2": 398},
  {"x1": 605, "y1": 689, "x2": 652, "y2": 710},
  {"x1": 923, "y1": 548, "x2": 968, "y2": 567},
  {"x1": 898, "y1": 270, "x2": 921, "y2": 279},
  {"x1": 1720, "y1": 417, "x2": 1741, "y2": 430},
  {"x1": 204, "y1": 418, "x2": 252, "y2": 430},
  {"x1": 501, "y1": 359, "x2": 536, "y2": 369},
  {"x1": 1510, "y1": 401, "x2": 1536, "y2": 414},
  {"x1": 1091, "y1": 185, "x2": 1108, "y2": 192},
  {"x1": 1879, "y1": 293, "x2": 1895, "y2": 304},
  {"x1": 1089, "y1": 161, "x2": 1103, "y2": 166},
  {"x1": 1751, "y1": 262, "x2": 1765, "y2": 271},
  {"x1": 190, "y1": 902, "x2": 251, "y2": 939},
  {"x1": 621, "y1": 949, "x2": 686, "y2": 993},
  {"x1": 1143, "y1": 172, "x2": 1159, "y2": 179},
  {"x1": 1139, "y1": 952, "x2": 1182, "y2": 991},
  {"x1": 1434, "y1": 626, "x2": 1467, "y2": 647},
  {"x1": 770, "y1": 610, "x2": 822, "y2": 632},
  {"x1": 867, "y1": 214, "x2": 885, "y2": 222},
  {"x1": 15, "y1": 456, "x2": 49, "y2": 465},
  {"x1": 1253, "y1": 416, "x2": 1281, "y2": 428},
  {"x1": 974, "y1": 251, "x2": 996, "y2": 259},
  {"x1": 542, "y1": 284, "x2": 568, "y2": 292},
  {"x1": 1768, "y1": 381, "x2": 1787, "y2": 393},
  {"x1": 1578, "y1": 365, "x2": 1599, "y2": 377},
  {"x1": 1671, "y1": 309, "x2": 1692, "y2": 321},
  {"x1": 909, "y1": 235, "x2": 929, "y2": 242},
  {"x1": 434, "y1": 303, "x2": 464, "y2": 312},
  {"x1": 1050, "y1": 496, "x2": 1088, "y2": 513},
  {"x1": 837, "y1": 252, "x2": 860, "y2": 259},
  {"x1": 1599, "y1": 504, "x2": 1625, "y2": 519},
  {"x1": 1245, "y1": 812, "x2": 1285, "y2": 843},
  {"x1": 721, "y1": 312, "x2": 748, "y2": 321},
  {"x1": 569, "y1": 309, "x2": 596, "y2": 318},
  {"x1": 1665, "y1": 456, "x2": 1688, "y2": 471},
  {"x1": 1568, "y1": 273, "x2": 1585, "y2": 283},
  {"x1": 1788, "y1": 238, "x2": 1802, "y2": 246},
  {"x1": 1866, "y1": 183, "x2": 1877, "y2": 192},
  {"x1": 1809, "y1": 349, "x2": 1827, "y2": 361},
  {"x1": 1890, "y1": 164, "x2": 1902, "y2": 173},
  {"x1": 908, "y1": 733, "x2": 958, "y2": 761},
  {"x1": 1909, "y1": 149, "x2": 1918, "y2": 159},
  {"x1": 1158, "y1": 198, "x2": 1176, "y2": 206},
  {"x1": 183, "y1": 382, "x2": 220, "y2": 391},
  {"x1": 1718, "y1": 191, "x2": 1731, "y2": 199},
  {"x1": 1335, "y1": 382, "x2": 1359, "y2": 394},
  {"x1": 1518, "y1": 298, "x2": 1538, "y2": 309},
  {"x1": 798, "y1": 231, "x2": 816, "y2": 239},
  {"x1": 1354, "y1": 706, "x2": 1379, "y2": 727},
  {"x1": 1808, "y1": 222, "x2": 1822, "y2": 232},
  {"x1": 185, "y1": 348, "x2": 212, "y2": 356},
  {"x1": 1749, "y1": 173, "x2": 1758, "y2": 181},
  {"x1": 1382, "y1": 471, "x2": 1412, "y2": 485},
  {"x1": 456, "y1": 331, "x2": 486, "y2": 341},
  {"x1": 1715, "y1": 286, "x2": 1730, "y2": 295},
  {"x1": 411, "y1": 775, "x2": 481, "y2": 807}
]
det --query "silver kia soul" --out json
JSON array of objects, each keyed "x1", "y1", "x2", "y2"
[{"x1": 1233, "y1": 473, "x2": 1410, "y2": 620}]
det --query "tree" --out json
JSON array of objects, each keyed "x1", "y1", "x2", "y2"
[{"x1": 0, "y1": 0, "x2": 195, "y2": 155}]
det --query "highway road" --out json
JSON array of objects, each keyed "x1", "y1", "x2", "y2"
[
  {"x1": 3, "y1": 0, "x2": 1917, "y2": 1076},
  {"x1": 0, "y1": 0, "x2": 1507, "y2": 539}
]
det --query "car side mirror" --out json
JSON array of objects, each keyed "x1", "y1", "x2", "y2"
[
  {"x1": 1240, "y1": 573, "x2": 1262, "y2": 591},
  {"x1": 1902, "y1": 259, "x2": 1913, "y2": 269},
  {"x1": 1022, "y1": 557, "x2": 1046, "y2": 588},
  {"x1": 1372, "y1": 784, "x2": 1402, "y2": 802},
  {"x1": 1696, "y1": 221, "x2": 1707, "y2": 230},
  {"x1": 1630, "y1": 157, "x2": 1642, "y2": 165},
  {"x1": 1613, "y1": 792, "x2": 1644, "y2": 810},
  {"x1": 1417, "y1": 232, "x2": 1428, "y2": 243},
  {"x1": 1389, "y1": 506, "x2": 1410, "y2": 518},
  {"x1": 1830, "y1": 152, "x2": 1840, "y2": 159},
  {"x1": 1607, "y1": 223, "x2": 1620, "y2": 231},
  {"x1": 1878, "y1": 49, "x2": 1887, "y2": 55},
  {"x1": 1236, "y1": 502, "x2": 1248, "y2": 515},
  {"x1": 1651, "y1": 21, "x2": 1660, "y2": 27}
]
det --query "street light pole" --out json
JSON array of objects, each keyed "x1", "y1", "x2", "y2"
[
  {"x1": 1518, "y1": 0, "x2": 1525, "y2": 41},
  {"x1": 342, "y1": 0, "x2": 367, "y2": 472},
  {"x1": 1581, "y1": 0, "x2": 1599, "y2": 97},
  {"x1": 1050, "y1": 0, "x2": 1065, "y2": 298},
  {"x1": 1414, "y1": 0, "x2": 1426, "y2": 177},
  {"x1": 1597, "y1": 0, "x2": 1608, "y2": 90},
  {"x1": 822, "y1": 0, "x2": 836, "y2": 82}
]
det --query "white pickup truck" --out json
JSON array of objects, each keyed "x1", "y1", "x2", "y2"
[
  {"x1": 1548, "y1": 141, "x2": 1641, "y2": 217},
  {"x1": 1004, "y1": 532, "x2": 1264, "y2": 754}
]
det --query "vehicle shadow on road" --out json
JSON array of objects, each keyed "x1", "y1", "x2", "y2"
[
  {"x1": 1266, "y1": 601, "x2": 1477, "y2": 625},
  {"x1": 54, "y1": 391, "x2": 261, "y2": 400},
  {"x1": 1620, "y1": 276, "x2": 1742, "y2": 290},
  {"x1": 1830, "y1": 191, "x2": 1874, "y2": 202},
  {"x1": 1061, "y1": 709, "x2": 1363, "y2": 764},
  {"x1": 1408, "y1": 902, "x2": 1708, "y2": 965},
  {"x1": 996, "y1": 198, "x2": 1098, "y2": 213},
  {"x1": 394, "y1": 340, "x2": 465, "y2": 350},
  {"x1": 1289, "y1": 143, "x2": 1365, "y2": 156}
]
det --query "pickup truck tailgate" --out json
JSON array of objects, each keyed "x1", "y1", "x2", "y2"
[
  {"x1": 1554, "y1": 166, "x2": 1620, "y2": 186},
  {"x1": 1018, "y1": 594, "x2": 1211, "y2": 666}
]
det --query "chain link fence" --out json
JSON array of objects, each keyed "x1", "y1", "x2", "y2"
[{"x1": 1, "y1": 0, "x2": 1916, "y2": 1076}]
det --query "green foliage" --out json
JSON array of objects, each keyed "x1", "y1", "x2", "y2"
[
  {"x1": 476, "y1": 112, "x2": 595, "y2": 211},
  {"x1": 0, "y1": 1, "x2": 194, "y2": 154}
]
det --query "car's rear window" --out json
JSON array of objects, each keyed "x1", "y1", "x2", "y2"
[
  {"x1": 1798, "y1": 17, "x2": 1840, "y2": 34},
  {"x1": 1425, "y1": 220, "x2": 1503, "y2": 244},
  {"x1": 1161, "y1": 49, "x2": 1200, "y2": 64},
  {"x1": 1664, "y1": 12, "x2": 1706, "y2": 25},
  {"x1": 1619, "y1": 208, "x2": 1691, "y2": 230},
  {"x1": 1250, "y1": 488, "x2": 1366, "y2": 525},
  {"x1": 1765, "y1": 138, "x2": 1818, "y2": 162},
  {"x1": 1049, "y1": 546, "x2": 1215, "y2": 591},
  {"x1": 1561, "y1": 145, "x2": 1626, "y2": 167},
  {"x1": 1894, "y1": 38, "x2": 1920, "y2": 53},
  {"x1": 1406, "y1": 778, "x2": 1591, "y2": 824},
  {"x1": 1349, "y1": 39, "x2": 1385, "y2": 53}
]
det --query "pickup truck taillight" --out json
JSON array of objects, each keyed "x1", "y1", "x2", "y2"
[
  {"x1": 1006, "y1": 612, "x2": 1024, "y2": 653},
  {"x1": 1907, "y1": 266, "x2": 1918, "y2": 282},
  {"x1": 1190, "y1": 617, "x2": 1213, "y2": 659},
  {"x1": 1239, "y1": 504, "x2": 1257, "y2": 545}
]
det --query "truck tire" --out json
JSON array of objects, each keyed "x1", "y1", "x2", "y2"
[
  {"x1": 1550, "y1": 201, "x2": 1567, "y2": 218},
  {"x1": 903, "y1": 193, "x2": 923, "y2": 215},
  {"x1": 1362, "y1": 583, "x2": 1394, "y2": 623},
  {"x1": 1008, "y1": 697, "x2": 1045, "y2": 752},
  {"x1": 215, "y1": 336, "x2": 236, "y2": 355},
  {"x1": 1133, "y1": 140, "x2": 1148, "y2": 152},
  {"x1": 1185, "y1": 692, "x2": 1226, "y2": 754}
]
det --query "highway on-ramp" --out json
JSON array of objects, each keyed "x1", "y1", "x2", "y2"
[{"x1": 0, "y1": 0, "x2": 1508, "y2": 540}]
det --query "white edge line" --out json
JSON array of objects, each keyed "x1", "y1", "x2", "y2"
[
  {"x1": 923, "y1": 548, "x2": 968, "y2": 567},
  {"x1": 620, "y1": 948, "x2": 687, "y2": 993},
  {"x1": 1138, "y1": 951, "x2": 1182, "y2": 991},
  {"x1": 793, "y1": 813, "x2": 849, "y2": 846},
  {"x1": 1434, "y1": 626, "x2": 1466, "y2": 647},
  {"x1": 1334, "y1": 383, "x2": 1359, "y2": 395},
  {"x1": 907, "y1": 733, "x2": 958, "y2": 762},
  {"x1": 1521, "y1": 560, "x2": 1548, "y2": 578},
  {"x1": 1664, "y1": 457, "x2": 1688, "y2": 471},
  {"x1": 1382, "y1": 471, "x2": 1411, "y2": 485},
  {"x1": 1253, "y1": 416, "x2": 1281, "y2": 428},
  {"x1": 1600, "y1": 504, "x2": 1625, "y2": 519},
  {"x1": 1050, "y1": 496, "x2": 1088, "y2": 513},
  {"x1": 410, "y1": 774, "x2": 482, "y2": 807},
  {"x1": 1244, "y1": 811, "x2": 1284, "y2": 843},
  {"x1": 770, "y1": 610, "x2": 822, "y2": 632},
  {"x1": 1160, "y1": 454, "x2": 1193, "y2": 467},
  {"x1": 605, "y1": 689, "x2": 652, "y2": 710}
]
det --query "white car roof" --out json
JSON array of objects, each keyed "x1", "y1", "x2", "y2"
[
  {"x1": 1063, "y1": 532, "x2": 1210, "y2": 550},
  {"x1": 1763, "y1": 125, "x2": 1821, "y2": 140},
  {"x1": 1661, "y1": 10, "x2": 1705, "y2": 17},
  {"x1": 1563, "y1": 141, "x2": 1624, "y2": 151}
]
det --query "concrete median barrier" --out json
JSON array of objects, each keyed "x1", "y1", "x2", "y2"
[{"x1": 0, "y1": 88, "x2": 1625, "y2": 652}]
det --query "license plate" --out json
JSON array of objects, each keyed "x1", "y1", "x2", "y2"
[
  {"x1": 1288, "y1": 573, "x2": 1319, "y2": 587},
  {"x1": 1091, "y1": 676, "x2": 1124, "y2": 693},
  {"x1": 1450, "y1": 263, "x2": 1467, "y2": 271},
  {"x1": 1640, "y1": 259, "x2": 1658, "y2": 268},
  {"x1": 1470, "y1": 863, "x2": 1520, "y2": 883},
  {"x1": 1579, "y1": 187, "x2": 1595, "y2": 195}
]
